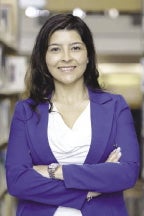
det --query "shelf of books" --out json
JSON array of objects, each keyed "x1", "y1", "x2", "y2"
[
  {"x1": 0, "y1": 57, "x2": 27, "y2": 215},
  {"x1": 0, "y1": 1, "x2": 28, "y2": 215},
  {"x1": 0, "y1": 0, "x2": 18, "y2": 49},
  {"x1": 0, "y1": 90, "x2": 26, "y2": 216},
  {"x1": 0, "y1": 132, "x2": 17, "y2": 216},
  {"x1": 0, "y1": 43, "x2": 27, "y2": 148},
  {"x1": 0, "y1": 93, "x2": 25, "y2": 216}
]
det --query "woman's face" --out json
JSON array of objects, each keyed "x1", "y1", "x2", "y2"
[{"x1": 45, "y1": 29, "x2": 88, "y2": 86}]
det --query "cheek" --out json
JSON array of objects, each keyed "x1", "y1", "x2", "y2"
[
  {"x1": 77, "y1": 53, "x2": 88, "y2": 65},
  {"x1": 76, "y1": 51, "x2": 87, "y2": 61},
  {"x1": 45, "y1": 54, "x2": 59, "y2": 66}
]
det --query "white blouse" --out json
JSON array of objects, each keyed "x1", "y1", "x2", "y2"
[{"x1": 48, "y1": 102, "x2": 91, "y2": 216}]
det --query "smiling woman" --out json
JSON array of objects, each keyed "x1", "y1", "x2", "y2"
[
  {"x1": 5, "y1": 13, "x2": 139, "y2": 216},
  {"x1": 45, "y1": 30, "x2": 88, "y2": 86}
]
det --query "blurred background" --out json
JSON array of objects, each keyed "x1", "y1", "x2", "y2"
[{"x1": 0, "y1": 0, "x2": 144, "y2": 215}]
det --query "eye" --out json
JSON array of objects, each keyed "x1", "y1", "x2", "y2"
[
  {"x1": 71, "y1": 45, "x2": 81, "y2": 51},
  {"x1": 48, "y1": 46, "x2": 61, "y2": 53}
]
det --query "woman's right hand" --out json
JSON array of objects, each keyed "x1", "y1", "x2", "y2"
[
  {"x1": 87, "y1": 147, "x2": 122, "y2": 200},
  {"x1": 106, "y1": 147, "x2": 121, "y2": 163}
]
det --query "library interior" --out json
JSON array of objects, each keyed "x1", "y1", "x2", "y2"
[{"x1": 0, "y1": 0, "x2": 144, "y2": 215}]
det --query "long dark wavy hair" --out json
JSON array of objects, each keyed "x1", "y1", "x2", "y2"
[{"x1": 24, "y1": 13, "x2": 102, "y2": 110}]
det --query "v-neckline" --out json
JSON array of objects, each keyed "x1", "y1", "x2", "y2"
[{"x1": 52, "y1": 102, "x2": 90, "y2": 130}]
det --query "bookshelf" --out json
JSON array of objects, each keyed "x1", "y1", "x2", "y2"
[
  {"x1": 0, "y1": 92, "x2": 21, "y2": 216},
  {"x1": 0, "y1": 1, "x2": 27, "y2": 215},
  {"x1": 0, "y1": 0, "x2": 18, "y2": 49}
]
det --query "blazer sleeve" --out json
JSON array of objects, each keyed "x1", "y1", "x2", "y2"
[
  {"x1": 62, "y1": 95, "x2": 140, "y2": 193},
  {"x1": 5, "y1": 101, "x2": 87, "y2": 209}
]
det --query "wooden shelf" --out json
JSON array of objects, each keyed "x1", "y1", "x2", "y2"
[
  {"x1": 0, "y1": 164, "x2": 7, "y2": 199},
  {"x1": 0, "y1": 88, "x2": 24, "y2": 96},
  {"x1": 0, "y1": 38, "x2": 17, "y2": 51},
  {"x1": 0, "y1": 137, "x2": 8, "y2": 149},
  {"x1": 46, "y1": 0, "x2": 141, "y2": 13},
  {"x1": 0, "y1": 186, "x2": 7, "y2": 199}
]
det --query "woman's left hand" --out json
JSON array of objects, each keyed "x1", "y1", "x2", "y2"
[{"x1": 87, "y1": 147, "x2": 122, "y2": 200}]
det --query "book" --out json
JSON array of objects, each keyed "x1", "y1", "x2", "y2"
[
  {"x1": 0, "y1": 98, "x2": 11, "y2": 146},
  {"x1": 4, "y1": 55, "x2": 27, "y2": 91},
  {"x1": 0, "y1": 44, "x2": 5, "y2": 89}
]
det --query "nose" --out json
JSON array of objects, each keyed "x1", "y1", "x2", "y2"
[{"x1": 62, "y1": 48, "x2": 72, "y2": 62}]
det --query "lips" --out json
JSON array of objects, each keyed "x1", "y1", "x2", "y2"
[{"x1": 58, "y1": 66, "x2": 76, "y2": 72}]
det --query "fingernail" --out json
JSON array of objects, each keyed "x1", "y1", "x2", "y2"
[
  {"x1": 118, "y1": 152, "x2": 122, "y2": 157},
  {"x1": 116, "y1": 147, "x2": 121, "y2": 151}
]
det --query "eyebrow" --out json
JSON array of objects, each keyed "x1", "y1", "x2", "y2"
[{"x1": 48, "y1": 42, "x2": 84, "y2": 47}]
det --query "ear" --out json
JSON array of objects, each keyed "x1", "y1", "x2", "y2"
[{"x1": 87, "y1": 58, "x2": 89, "y2": 64}]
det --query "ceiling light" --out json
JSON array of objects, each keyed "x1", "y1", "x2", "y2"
[
  {"x1": 19, "y1": 0, "x2": 46, "y2": 9},
  {"x1": 25, "y1": 6, "x2": 39, "y2": 18},
  {"x1": 73, "y1": 8, "x2": 86, "y2": 19},
  {"x1": 107, "y1": 8, "x2": 119, "y2": 19}
]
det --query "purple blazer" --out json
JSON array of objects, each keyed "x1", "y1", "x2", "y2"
[{"x1": 6, "y1": 90, "x2": 140, "y2": 216}]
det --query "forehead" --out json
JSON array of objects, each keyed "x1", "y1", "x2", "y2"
[{"x1": 48, "y1": 30, "x2": 83, "y2": 44}]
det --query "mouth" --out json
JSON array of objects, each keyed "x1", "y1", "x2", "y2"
[{"x1": 58, "y1": 66, "x2": 76, "y2": 72}]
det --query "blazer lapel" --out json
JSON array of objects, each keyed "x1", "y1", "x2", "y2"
[
  {"x1": 26, "y1": 102, "x2": 57, "y2": 164},
  {"x1": 85, "y1": 90, "x2": 114, "y2": 164}
]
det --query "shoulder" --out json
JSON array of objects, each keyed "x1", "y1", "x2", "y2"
[
  {"x1": 90, "y1": 90, "x2": 132, "y2": 121},
  {"x1": 13, "y1": 98, "x2": 34, "y2": 121},
  {"x1": 13, "y1": 98, "x2": 49, "y2": 121},
  {"x1": 89, "y1": 89, "x2": 128, "y2": 107}
]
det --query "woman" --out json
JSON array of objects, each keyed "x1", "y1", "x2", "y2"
[{"x1": 6, "y1": 14, "x2": 139, "y2": 216}]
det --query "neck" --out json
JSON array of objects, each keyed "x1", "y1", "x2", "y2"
[{"x1": 52, "y1": 83, "x2": 89, "y2": 104}]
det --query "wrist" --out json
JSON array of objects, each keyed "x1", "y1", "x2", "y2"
[
  {"x1": 47, "y1": 163, "x2": 59, "y2": 179},
  {"x1": 55, "y1": 165, "x2": 64, "y2": 180}
]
